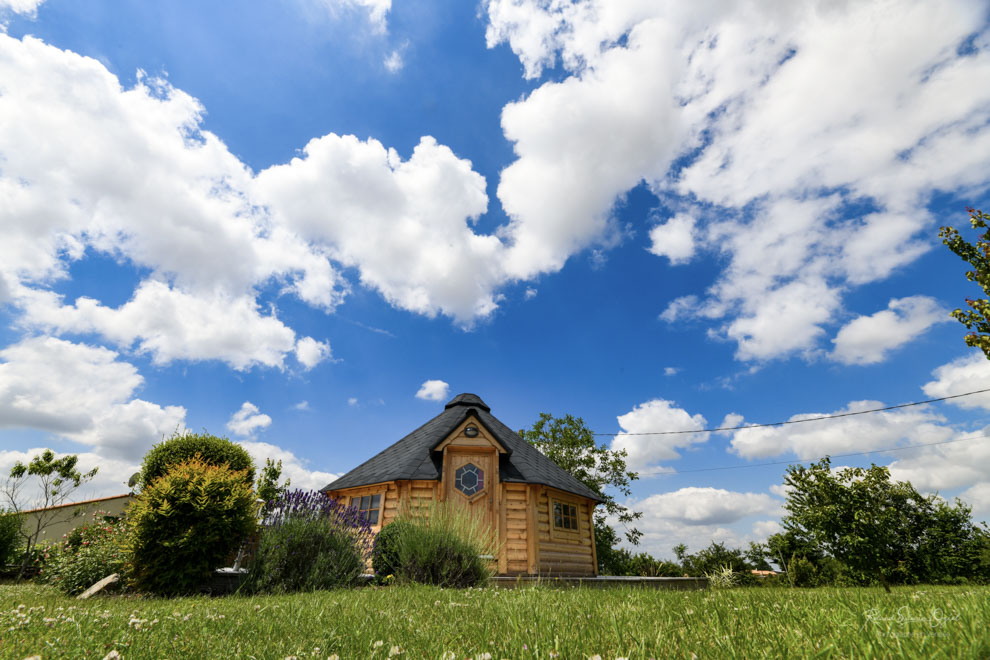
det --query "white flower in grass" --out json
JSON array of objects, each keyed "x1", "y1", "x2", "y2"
[
  {"x1": 102, "y1": 652, "x2": 121, "y2": 660},
  {"x1": 440, "y1": 652, "x2": 455, "y2": 660},
  {"x1": 474, "y1": 654, "x2": 492, "y2": 660},
  {"x1": 328, "y1": 655, "x2": 340, "y2": 660},
  {"x1": 389, "y1": 646, "x2": 403, "y2": 657}
]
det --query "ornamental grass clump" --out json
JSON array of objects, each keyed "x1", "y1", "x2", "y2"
[
  {"x1": 705, "y1": 564, "x2": 738, "y2": 589},
  {"x1": 243, "y1": 489, "x2": 374, "y2": 594},
  {"x1": 36, "y1": 510, "x2": 128, "y2": 595},
  {"x1": 390, "y1": 501, "x2": 499, "y2": 588}
]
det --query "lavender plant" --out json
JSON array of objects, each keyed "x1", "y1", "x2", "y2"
[{"x1": 244, "y1": 489, "x2": 374, "y2": 593}]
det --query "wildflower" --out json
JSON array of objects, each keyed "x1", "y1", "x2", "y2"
[
  {"x1": 373, "y1": 640, "x2": 384, "y2": 649},
  {"x1": 389, "y1": 646, "x2": 403, "y2": 657},
  {"x1": 328, "y1": 656, "x2": 340, "y2": 660},
  {"x1": 103, "y1": 652, "x2": 121, "y2": 660}
]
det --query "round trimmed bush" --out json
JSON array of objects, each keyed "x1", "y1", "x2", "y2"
[
  {"x1": 372, "y1": 520, "x2": 413, "y2": 579},
  {"x1": 140, "y1": 431, "x2": 254, "y2": 489},
  {"x1": 128, "y1": 457, "x2": 257, "y2": 595}
]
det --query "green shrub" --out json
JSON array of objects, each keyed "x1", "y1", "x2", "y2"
[
  {"x1": 36, "y1": 511, "x2": 128, "y2": 595},
  {"x1": 128, "y1": 457, "x2": 257, "y2": 595},
  {"x1": 629, "y1": 552, "x2": 680, "y2": 577},
  {"x1": 391, "y1": 501, "x2": 498, "y2": 588},
  {"x1": 372, "y1": 520, "x2": 414, "y2": 580},
  {"x1": 0, "y1": 510, "x2": 21, "y2": 572},
  {"x1": 788, "y1": 555, "x2": 818, "y2": 587},
  {"x1": 243, "y1": 489, "x2": 374, "y2": 594},
  {"x1": 140, "y1": 430, "x2": 254, "y2": 489}
]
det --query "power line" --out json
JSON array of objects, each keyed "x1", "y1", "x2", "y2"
[
  {"x1": 592, "y1": 387, "x2": 990, "y2": 436},
  {"x1": 660, "y1": 432, "x2": 987, "y2": 475}
]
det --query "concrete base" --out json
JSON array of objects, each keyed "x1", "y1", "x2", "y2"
[{"x1": 491, "y1": 575, "x2": 708, "y2": 590}]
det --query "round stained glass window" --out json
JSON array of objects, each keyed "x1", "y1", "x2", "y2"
[{"x1": 455, "y1": 463, "x2": 485, "y2": 496}]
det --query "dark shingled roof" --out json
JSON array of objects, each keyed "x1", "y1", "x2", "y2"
[{"x1": 322, "y1": 393, "x2": 603, "y2": 502}]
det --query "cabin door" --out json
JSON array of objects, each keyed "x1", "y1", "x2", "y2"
[{"x1": 445, "y1": 449, "x2": 495, "y2": 535}]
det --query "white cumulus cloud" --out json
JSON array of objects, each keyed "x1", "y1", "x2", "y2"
[
  {"x1": 486, "y1": 0, "x2": 990, "y2": 362},
  {"x1": 729, "y1": 401, "x2": 949, "y2": 460},
  {"x1": 648, "y1": 213, "x2": 696, "y2": 265},
  {"x1": 922, "y1": 352, "x2": 990, "y2": 411},
  {"x1": 625, "y1": 486, "x2": 783, "y2": 557},
  {"x1": 415, "y1": 380, "x2": 450, "y2": 402},
  {"x1": 0, "y1": 336, "x2": 185, "y2": 461},
  {"x1": 238, "y1": 440, "x2": 341, "y2": 492},
  {"x1": 226, "y1": 401, "x2": 272, "y2": 437},
  {"x1": 612, "y1": 399, "x2": 708, "y2": 474},
  {"x1": 831, "y1": 296, "x2": 947, "y2": 365}
]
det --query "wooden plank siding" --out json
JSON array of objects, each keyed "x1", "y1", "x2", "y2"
[
  {"x1": 327, "y1": 479, "x2": 597, "y2": 576},
  {"x1": 502, "y1": 483, "x2": 529, "y2": 574},
  {"x1": 534, "y1": 486, "x2": 597, "y2": 576}
]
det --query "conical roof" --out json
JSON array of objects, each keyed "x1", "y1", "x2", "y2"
[{"x1": 322, "y1": 393, "x2": 603, "y2": 502}]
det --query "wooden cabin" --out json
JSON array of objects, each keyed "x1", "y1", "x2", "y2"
[{"x1": 323, "y1": 393, "x2": 603, "y2": 576}]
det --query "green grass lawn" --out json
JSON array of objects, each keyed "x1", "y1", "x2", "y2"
[{"x1": 1, "y1": 582, "x2": 987, "y2": 659}]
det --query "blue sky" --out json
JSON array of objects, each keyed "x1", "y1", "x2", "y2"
[{"x1": 2, "y1": 0, "x2": 990, "y2": 557}]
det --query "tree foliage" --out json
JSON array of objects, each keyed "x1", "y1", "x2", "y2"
[
  {"x1": 940, "y1": 207, "x2": 990, "y2": 357},
  {"x1": 0, "y1": 510, "x2": 21, "y2": 571},
  {"x1": 2, "y1": 449, "x2": 97, "y2": 577},
  {"x1": 256, "y1": 458, "x2": 291, "y2": 505},
  {"x1": 140, "y1": 430, "x2": 254, "y2": 489},
  {"x1": 781, "y1": 457, "x2": 988, "y2": 590},
  {"x1": 520, "y1": 413, "x2": 642, "y2": 547}
]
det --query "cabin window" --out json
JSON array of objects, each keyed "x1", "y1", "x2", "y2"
[
  {"x1": 454, "y1": 463, "x2": 485, "y2": 496},
  {"x1": 350, "y1": 493, "x2": 382, "y2": 525},
  {"x1": 553, "y1": 501, "x2": 578, "y2": 530}
]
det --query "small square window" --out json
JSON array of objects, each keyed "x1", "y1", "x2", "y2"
[
  {"x1": 350, "y1": 493, "x2": 382, "y2": 525},
  {"x1": 553, "y1": 501, "x2": 577, "y2": 530}
]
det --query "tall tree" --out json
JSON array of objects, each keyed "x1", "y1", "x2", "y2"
[
  {"x1": 520, "y1": 412, "x2": 643, "y2": 570},
  {"x1": 2, "y1": 449, "x2": 97, "y2": 577},
  {"x1": 940, "y1": 207, "x2": 990, "y2": 358}
]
